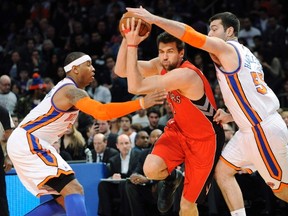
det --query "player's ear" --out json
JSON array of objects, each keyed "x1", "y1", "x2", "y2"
[
  {"x1": 72, "y1": 65, "x2": 79, "y2": 74},
  {"x1": 226, "y1": 26, "x2": 234, "y2": 37}
]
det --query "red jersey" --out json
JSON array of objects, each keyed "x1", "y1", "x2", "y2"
[{"x1": 161, "y1": 60, "x2": 218, "y2": 139}]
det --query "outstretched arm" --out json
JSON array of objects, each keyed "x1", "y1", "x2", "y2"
[
  {"x1": 62, "y1": 86, "x2": 166, "y2": 120},
  {"x1": 126, "y1": 7, "x2": 233, "y2": 61}
]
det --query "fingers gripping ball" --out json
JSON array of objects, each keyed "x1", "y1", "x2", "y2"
[{"x1": 119, "y1": 11, "x2": 151, "y2": 37}]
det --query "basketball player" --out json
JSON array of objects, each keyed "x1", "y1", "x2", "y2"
[
  {"x1": 126, "y1": 8, "x2": 288, "y2": 216},
  {"x1": 0, "y1": 105, "x2": 14, "y2": 216},
  {"x1": 7, "y1": 52, "x2": 166, "y2": 216},
  {"x1": 115, "y1": 22, "x2": 225, "y2": 215}
]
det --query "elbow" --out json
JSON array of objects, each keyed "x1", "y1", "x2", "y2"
[
  {"x1": 128, "y1": 86, "x2": 139, "y2": 94},
  {"x1": 114, "y1": 68, "x2": 126, "y2": 78}
]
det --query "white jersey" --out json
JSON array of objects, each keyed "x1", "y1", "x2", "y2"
[
  {"x1": 19, "y1": 77, "x2": 79, "y2": 144},
  {"x1": 7, "y1": 77, "x2": 80, "y2": 196},
  {"x1": 214, "y1": 40, "x2": 279, "y2": 129}
]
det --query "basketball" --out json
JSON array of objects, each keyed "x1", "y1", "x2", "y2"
[{"x1": 119, "y1": 11, "x2": 151, "y2": 37}]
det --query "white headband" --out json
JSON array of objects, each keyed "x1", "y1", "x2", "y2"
[{"x1": 64, "y1": 55, "x2": 91, "y2": 72}]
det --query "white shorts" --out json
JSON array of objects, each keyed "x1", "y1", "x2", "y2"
[
  {"x1": 7, "y1": 127, "x2": 74, "y2": 196},
  {"x1": 221, "y1": 112, "x2": 288, "y2": 191}
]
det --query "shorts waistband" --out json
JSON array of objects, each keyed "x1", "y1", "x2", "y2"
[{"x1": 240, "y1": 112, "x2": 280, "y2": 132}]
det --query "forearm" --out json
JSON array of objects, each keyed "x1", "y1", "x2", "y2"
[
  {"x1": 126, "y1": 46, "x2": 144, "y2": 94},
  {"x1": 152, "y1": 16, "x2": 207, "y2": 49},
  {"x1": 75, "y1": 97, "x2": 142, "y2": 120},
  {"x1": 152, "y1": 15, "x2": 186, "y2": 39},
  {"x1": 114, "y1": 39, "x2": 128, "y2": 78}
]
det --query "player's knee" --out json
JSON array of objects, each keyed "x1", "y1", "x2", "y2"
[
  {"x1": 62, "y1": 180, "x2": 84, "y2": 195},
  {"x1": 143, "y1": 162, "x2": 157, "y2": 179}
]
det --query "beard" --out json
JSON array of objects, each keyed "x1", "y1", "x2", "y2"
[{"x1": 163, "y1": 61, "x2": 178, "y2": 71}]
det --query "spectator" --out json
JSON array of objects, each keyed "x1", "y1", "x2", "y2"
[
  {"x1": 91, "y1": 133, "x2": 118, "y2": 163},
  {"x1": 132, "y1": 108, "x2": 150, "y2": 128},
  {"x1": 159, "y1": 99, "x2": 173, "y2": 126},
  {"x1": 96, "y1": 119, "x2": 119, "y2": 150},
  {"x1": 148, "y1": 128, "x2": 163, "y2": 146},
  {"x1": 51, "y1": 139, "x2": 72, "y2": 161},
  {"x1": 262, "y1": 16, "x2": 287, "y2": 59},
  {"x1": 0, "y1": 75, "x2": 18, "y2": 114},
  {"x1": 15, "y1": 73, "x2": 47, "y2": 119},
  {"x1": 60, "y1": 125, "x2": 86, "y2": 161},
  {"x1": 133, "y1": 130, "x2": 150, "y2": 152},
  {"x1": 238, "y1": 17, "x2": 261, "y2": 49},
  {"x1": 86, "y1": 78, "x2": 112, "y2": 103},
  {"x1": 97, "y1": 134, "x2": 140, "y2": 216},
  {"x1": 43, "y1": 77, "x2": 55, "y2": 92},
  {"x1": 119, "y1": 114, "x2": 137, "y2": 147},
  {"x1": 142, "y1": 108, "x2": 165, "y2": 135},
  {"x1": 4, "y1": 50, "x2": 23, "y2": 80}
]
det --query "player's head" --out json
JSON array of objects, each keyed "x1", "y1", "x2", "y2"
[
  {"x1": 208, "y1": 12, "x2": 240, "y2": 40},
  {"x1": 157, "y1": 32, "x2": 185, "y2": 52},
  {"x1": 156, "y1": 32, "x2": 185, "y2": 71},
  {"x1": 63, "y1": 52, "x2": 95, "y2": 88},
  {"x1": 64, "y1": 52, "x2": 92, "y2": 73}
]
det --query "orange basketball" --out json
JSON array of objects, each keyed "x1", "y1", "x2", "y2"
[{"x1": 119, "y1": 11, "x2": 152, "y2": 37}]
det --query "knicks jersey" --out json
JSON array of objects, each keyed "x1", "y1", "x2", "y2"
[
  {"x1": 19, "y1": 77, "x2": 79, "y2": 144},
  {"x1": 214, "y1": 40, "x2": 279, "y2": 129},
  {"x1": 161, "y1": 61, "x2": 219, "y2": 139}
]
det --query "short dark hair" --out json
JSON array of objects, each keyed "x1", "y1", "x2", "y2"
[
  {"x1": 121, "y1": 114, "x2": 132, "y2": 123},
  {"x1": 157, "y1": 32, "x2": 185, "y2": 52},
  {"x1": 209, "y1": 12, "x2": 240, "y2": 37},
  {"x1": 147, "y1": 107, "x2": 161, "y2": 118},
  {"x1": 64, "y1": 52, "x2": 87, "y2": 66}
]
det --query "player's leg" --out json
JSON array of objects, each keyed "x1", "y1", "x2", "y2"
[
  {"x1": 25, "y1": 198, "x2": 65, "y2": 216},
  {"x1": 143, "y1": 154, "x2": 169, "y2": 180},
  {"x1": 215, "y1": 159, "x2": 245, "y2": 215},
  {"x1": 179, "y1": 196, "x2": 198, "y2": 216},
  {"x1": 214, "y1": 131, "x2": 246, "y2": 216},
  {"x1": 144, "y1": 122, "x2": 184, "y2": 213},
  {"x1": 51, "y1": 175, "x2": 87, "y2": 216}
]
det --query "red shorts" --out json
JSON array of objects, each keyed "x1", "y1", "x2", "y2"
[{"x1": 152, "y1": 120, "x2": 219, "y2": 203}]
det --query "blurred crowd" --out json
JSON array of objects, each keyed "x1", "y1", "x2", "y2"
[{"x1": 0, "y1": 0, "x2": 288, "y2": 215}]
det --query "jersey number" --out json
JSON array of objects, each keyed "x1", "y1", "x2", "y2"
[{"x1": 251, "y1": 72, "x2": 267, "y2": 94}]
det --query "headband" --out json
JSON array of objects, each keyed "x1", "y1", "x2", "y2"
[{"x1": 64, "y1": 55, "x2": 91, "y2": 72}]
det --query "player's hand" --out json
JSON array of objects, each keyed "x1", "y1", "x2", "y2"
[
  {"x1": 121, "y1": 17, "x2": 149, "y2": 45},
  {"x1": 213, "y1": 109, "x2": 233, "y2": 124},
  {"x1": 126, "y1": 6, "x2": 155, "y2": 25},
  {"x1": 4, "y1": 155, "x2": 12, "y2": 172},
  {"x1": 142, "y1": 90, "x2": 167, "y2": 109}
]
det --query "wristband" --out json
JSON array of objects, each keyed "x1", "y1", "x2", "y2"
[
  {"x1": 139, "y1": 97, "x2": 145, "y2": 109},
  {"x1": 127, "y1": 44, "x2": 138, "y2": 48}
]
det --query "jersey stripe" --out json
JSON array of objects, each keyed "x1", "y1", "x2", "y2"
[
  {"x1": 226, "y1": 74, "x2": 262, "y2": 125},
  {"x1": 27, "y1": 132, "x2": 58, "y2": 166},
  {"x1": 21, "y1": 107, "x2": 64, "y2": 133},
  {"x1": 252, "y1": 125, "x2": 281, "y2": 180}
]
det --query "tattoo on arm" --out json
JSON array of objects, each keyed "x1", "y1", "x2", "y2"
[{"x1": 66, "y1": 88, "x2": 89, "y2": 105}]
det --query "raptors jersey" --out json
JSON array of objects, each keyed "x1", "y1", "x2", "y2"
[
  {"x1": 19, "y1": 77, "x2": 79, "y2": 144},
  {"x1": 214, "y1": 41, "x2": 279, "y2": 129},
  {"x1": 161, "y1": 60, "x2": 219, "y2": 139}
]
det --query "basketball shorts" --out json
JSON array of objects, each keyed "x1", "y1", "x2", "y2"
[{"x1": 7, "y1": 127, "x2": 74, "y2": 197}]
